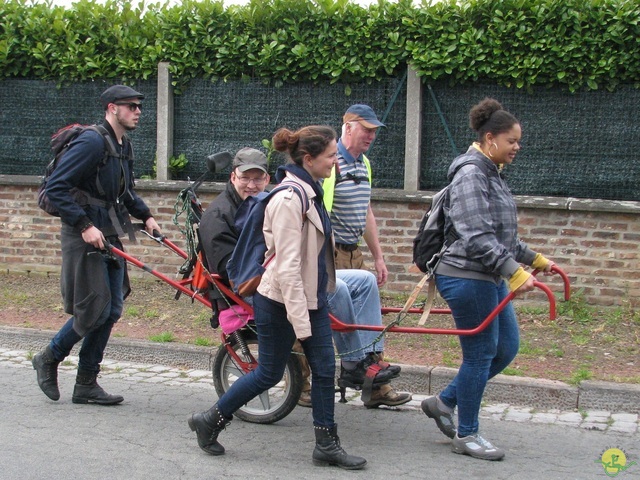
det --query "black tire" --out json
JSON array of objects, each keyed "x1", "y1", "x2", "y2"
[{"x1": 212, "y1": 329, "x2": 303, "y2": 424}]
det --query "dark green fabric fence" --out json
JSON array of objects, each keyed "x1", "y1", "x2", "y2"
[
  {"x1": 421, "y1": 82, "x2": 640, "y2": 201},
  {"x1": 0, "y1": 79, "x2": 158, "y2": 178},
  {"x1": 172, "y1": 77, "x2": 407, "y2": 187},
  {"x1": 1, "y1": 78, "x2": 638, "y2": 201}
]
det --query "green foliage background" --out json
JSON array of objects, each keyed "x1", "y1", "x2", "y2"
[{"x1": 1, "y1": 0, "x2": 638, "y2": 93}]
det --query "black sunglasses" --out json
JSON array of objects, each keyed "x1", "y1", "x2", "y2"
[{"x1": 114, "y1": 102, "x2": 143, "y2": 112}]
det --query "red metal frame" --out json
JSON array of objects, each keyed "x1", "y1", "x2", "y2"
[{"x1": 108, "y1": 236, "x2": 570, "y2": 339}]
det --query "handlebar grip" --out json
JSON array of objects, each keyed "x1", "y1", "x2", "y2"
[{"x1": 134, "y1": 223, "x2": 165, "y2": 240}]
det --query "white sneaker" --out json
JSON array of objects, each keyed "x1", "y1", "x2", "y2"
[{"x1": 451, "y1": 433, "x2": 505, "y2": 461}]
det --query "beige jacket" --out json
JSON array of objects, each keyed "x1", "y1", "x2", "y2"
[{"x1": 257, "y1": 172, "x2": 336, "y2": 339}]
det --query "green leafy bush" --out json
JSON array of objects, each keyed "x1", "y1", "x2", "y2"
[
  {"x1": 0, "y1": 0, "x2": 638, "y2": 92},
  {"x1": 169, "y1": 153, "x2": 189, "y2": 179}
]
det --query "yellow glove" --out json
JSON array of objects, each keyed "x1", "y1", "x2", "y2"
[
  {"x1": 531, "y1": 253, "x2": 551, "y2": 271},
  {"x1": 508, "y1": 267, "x2": 531, "y2": 292}
]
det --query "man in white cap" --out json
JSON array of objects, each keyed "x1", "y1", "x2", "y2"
[{"x1": 32, "y1": 85, "x2": 161, "y2": 405}]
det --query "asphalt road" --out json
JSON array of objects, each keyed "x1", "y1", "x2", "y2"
[{"x1": 2, "y1": 362, "x2": 638, "y2": 480}]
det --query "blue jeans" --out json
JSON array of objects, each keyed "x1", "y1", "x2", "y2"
[
  {"x1": 328, "y1": 269, "x2": 384, "y2": 362},
  {"x1": 49, "y1": 254, "x2": 125, "y2": 374},
  {"x1": 217, "y1": 292, "x2": 336, "y2": 427},
  {"x1": 435, "y1": 274, "x2": 519, "y2": 437}
]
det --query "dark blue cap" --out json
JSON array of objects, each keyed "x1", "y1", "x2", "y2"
[{"x1": 343, "y1": 104, "x2": 385, "y2": 128}]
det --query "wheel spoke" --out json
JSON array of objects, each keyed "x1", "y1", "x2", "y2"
[
  {"x1": 257, "y1": 390, "x2": 272, "y2": 410},
  {"x1": 212, "y1": 333, "x2": 302, "y2": 424}
]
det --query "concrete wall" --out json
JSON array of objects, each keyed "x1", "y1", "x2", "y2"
[{"x1": 1, "y1": 175, "x2": 638, "y2": 308}]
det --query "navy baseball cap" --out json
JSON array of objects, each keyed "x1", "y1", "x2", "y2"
[{"x1": 343, "y1": 104, "x2": 385, "y2": 128}]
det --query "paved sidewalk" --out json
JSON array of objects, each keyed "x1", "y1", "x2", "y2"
[{"x1": 3, "y1": 347, "x2": 638, "y2": 435}]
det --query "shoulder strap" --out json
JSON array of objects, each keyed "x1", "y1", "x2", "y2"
[
  {"x1": 85, "y1": 125, "x2": 113, "y2": 198},
  {"x1": 272, "y1": 181, "x2": 309, "y2": 218},
  {"x1": 86, "y1": 125, "x2": 137, "y2": 242},
  {"x1": 451, "y1": 156, "x2": 496, "y2": 182},
  {"x1": 324, "y1": 154, "x2": 371, "y2": 212},
  {"x1": 87, "y1": 125, "x2": 119, "y2": 160}
]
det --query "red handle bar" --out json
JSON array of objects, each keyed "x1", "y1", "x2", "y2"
[{"x1": 114, "y1": 231, "x2": 570, "y2": 338}]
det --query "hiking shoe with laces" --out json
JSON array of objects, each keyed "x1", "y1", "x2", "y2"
[
  {"x1": 451, "y1": 433, "x2": 505, "y2": 461},
  {"x1": 363, "y1": 383, "x2": 412, "y2": 409},
  {"x1": 421, "y1": 396, "x2": 456, "y2": 439}
]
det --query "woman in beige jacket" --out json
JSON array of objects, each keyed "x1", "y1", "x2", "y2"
[{"x1": 188, "y1": 125, "x2": 367, "y2": 470}]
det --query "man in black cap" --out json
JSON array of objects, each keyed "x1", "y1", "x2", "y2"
[{"x1": 32, "y1": 85, "x2": 161, "y2": 405}]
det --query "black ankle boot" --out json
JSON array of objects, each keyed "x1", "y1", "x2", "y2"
[
  {"x1": 32, "y1": 346, "x2": 61, "y2": 401},
  {"x1": 312, "y1": 425, "x2": 367, "y2": 470},
  {"x1": 72, "y1": 369, "x2": 124, "y2": 405},
  {"x1": 188, "y1": 404, "x2": 232, "y2": 455}
]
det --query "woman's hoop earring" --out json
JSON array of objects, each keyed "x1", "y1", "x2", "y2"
[{"x1": 488, "y1": 142, "x2": 498, "y2": 158}]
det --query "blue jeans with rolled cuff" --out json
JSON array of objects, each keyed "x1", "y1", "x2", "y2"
[{"x1": 328, "y1": 269, "x2": 384, "y2": 362}]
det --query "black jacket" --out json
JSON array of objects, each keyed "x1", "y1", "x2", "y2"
[
  {"x1": 198, "y1": 181, "x2": 244, "y2": 302},
  {"x1": 45, "y1": 121, "x2": 152, "y2": 234}
]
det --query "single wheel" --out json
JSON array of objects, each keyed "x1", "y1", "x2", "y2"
[{"x1": 212, "y1": 329, "x2": 303, "y2": 424}]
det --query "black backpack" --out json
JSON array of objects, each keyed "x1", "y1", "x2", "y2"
[
  {"x1": 37, "y1": 124, "x2": 120, "y2": 217},
  {"x1": 412, "y1": 157, "x2": 495, "y2": 273}
]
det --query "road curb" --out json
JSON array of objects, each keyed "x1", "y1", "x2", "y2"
[{"x1": 2, "y1": 325, "x2": 638, "y2": 414}]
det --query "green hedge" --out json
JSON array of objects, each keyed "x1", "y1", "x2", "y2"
[{"x1": 1, "y1": 0, "x2": 638, "y2": 93}]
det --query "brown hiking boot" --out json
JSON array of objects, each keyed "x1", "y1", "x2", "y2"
[{"x1": 363, "y1": 383, "x2": 412, "y2": 409}]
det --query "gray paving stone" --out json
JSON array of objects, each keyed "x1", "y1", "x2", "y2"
[
  {"x1": 530, "y1": 412, "x2": 558, "y2": 424},
  {"x1": 2, "y1": 337, "x2": 640, "y2": 435}
]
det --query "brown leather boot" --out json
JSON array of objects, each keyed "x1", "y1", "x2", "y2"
[
  {"x1": 294, "y1": 341, "x2": 312, "y2": 407},
  {"x1": 363, "y1": 383, "x2": 412, "y2": 409},
  {"x1": 298, "y1": 378, "x2": 312, "y2": 408}
]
